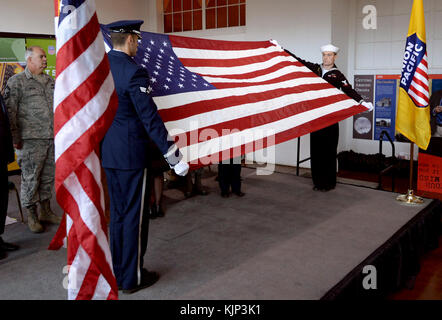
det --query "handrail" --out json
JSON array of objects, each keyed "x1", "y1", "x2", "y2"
[
  {"x1": 296, "y1": 136, "x2": 311, "y2": 176},
  {"x1": 378, "y1": 130, "x2": 397, "y2": 191},
  {"x1": 296, "y1": 132, "x2": 397, "y2": 190},
  {"x1": 379, "y1": 130, "x2": 396, "y2": 158}
]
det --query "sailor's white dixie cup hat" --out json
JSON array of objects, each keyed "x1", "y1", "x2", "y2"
[{"x1": 320, "y1": 44, "x2": 340, "y2": 53}]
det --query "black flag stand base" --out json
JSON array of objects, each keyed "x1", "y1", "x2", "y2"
[{"x1": 396, "y1": 142, "x2": 424, "y2": 205}]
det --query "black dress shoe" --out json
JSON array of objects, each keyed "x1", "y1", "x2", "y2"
[
  {"x1": 0, "y1": 249, "x2": 6, "y2": 260},
  {"x1": 0, "y1": 238, "x2": 19, "y2": 251},
  {"x1": 313, "y1": 186, "x2": 328, "y2": 192},
  {"x1": 156, "y1": 205, "x2": 165, "y2": 218},
  {"x1": 233, "y1": 191, "x2": 245, "y2": 197},
  {"x1": 149, "y1": 206, "x2": 157, "y2": 220},
  {"x1": 194, "y1": 188, "x2": 208, "y2": 196},
  {"x1": 122, "y1": 270, "x2": 159, "y2": 294},
  {"x1": 184, "y1": 191, "x2": 193, "y2": 198},
  {"x1": 221, "y1": 192, "x2": 229, "y2": 198}
]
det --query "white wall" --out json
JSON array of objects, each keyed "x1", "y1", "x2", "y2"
[
  {"x1": 332, "y1": 0, "x2": 350, "y2": 77},
  {"x1": 331, "y1": 0, "x2": 351, "y2": 155},
  {"x1": 353, "y1": 0, "x2": 442, "y2": 72},
  {"x1": 96, "y1": 0, "x2": 149, "y2": 25},
  {"x1": 341, "y1": 0, "x2": 442, "y2": 161},
  {"x1": 0, "y1": 0, "x2": 54, "y2": 34},
  {"x1": 0, "y1": 0, "x2": 150, "y2": 35}
]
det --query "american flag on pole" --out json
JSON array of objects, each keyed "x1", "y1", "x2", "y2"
[
  {"x1": 50, "y1": 0, "x2": 119, "y2": 300},
  {"x1": 101, "y1": 29, "x2": 367, "y2": 167}
]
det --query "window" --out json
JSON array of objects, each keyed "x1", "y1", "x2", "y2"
[
  {"x1": 206, "y1": 0, "x2": 246, "y2": 29},
  {"x1": 163, "y1": 0, "x2": 246, "y2": 33}
]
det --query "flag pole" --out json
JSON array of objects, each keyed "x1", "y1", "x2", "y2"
[{"x1": 396, "y1": 142, "x2": 424, "y2": 204}]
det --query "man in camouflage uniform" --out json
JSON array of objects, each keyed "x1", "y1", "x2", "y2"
[{"x1": 4, "y1": 46, "x2": 61, "y2": 233}]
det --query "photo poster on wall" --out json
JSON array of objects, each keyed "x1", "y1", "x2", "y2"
[
  {"x1": 0, "y1": 63, "x2": 24, "y2": 94},
  {"x1": 0, "y1": 38, "x2": 26, "y2": 63},
  {"x1": 25, "y1": 38, "x2": 57, "y2": 79},
  {"x1": 353, "y1": 75, "x2": 374, "y2": 140},
  {"x1": 374, "y1": 75, "x2": 399, "y2": 141},
  {"x1": 0, "y1": 37, "x2": 26, "y2": 172},
  {"x1": 0, "y1": 38, "x2": 26, "y2": 94}
]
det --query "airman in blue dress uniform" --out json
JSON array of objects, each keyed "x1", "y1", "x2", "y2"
[{"x1": 101, "y1": 20, "x2": 189, "y2": 294}]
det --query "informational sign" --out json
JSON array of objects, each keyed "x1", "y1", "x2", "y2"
[
  {"x1": 374, "y1": 75, "x2": 399, "y2": 141},
  {"x1": 0, "y1": 37, "x2": 26, "y2": 93},
  {"x1": 0, "y1": 38, "x2": 26, "y2": 63},
  {"x1": 353, "y1": 75, "x2": 374, "y2": 140},
  {"x1": 25, "y1": 38, "x2": 57, "y2": 79},
  {"x1": 430, "y1": 75, "x2": 442, "y2": 94},
  {"x1": 417, "y1": 153, "x2": 442, "y2": 195}
]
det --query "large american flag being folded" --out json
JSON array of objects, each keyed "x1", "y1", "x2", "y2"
[{"x1": 101, "y1": 29, "x2": 367, "y2": 167}]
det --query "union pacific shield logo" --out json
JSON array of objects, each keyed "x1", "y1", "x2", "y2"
[{"x1": 399, "y1": 33, "x2": 429, "y2": 108}]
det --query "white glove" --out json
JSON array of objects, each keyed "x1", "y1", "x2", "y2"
[
  {"x1": 270, "y1": 39, "x2": 280, "y2": 48},
  {"x1": 173, "y1": 160, "x2": 189, "y2": 176},
  {"x1": 361, "y1": 101, "x2": 374, "y2": 112}
]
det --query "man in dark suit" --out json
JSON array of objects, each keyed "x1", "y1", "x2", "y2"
[
  {"x1": 429, "y1": 89, "x2": 442, "y2": 138},
  {"x1": 0, "y1": 94, "x2": 20, "y2": 260},
  {"x1": 101, "y1": 20, "x2": 188, "y2": 294}
]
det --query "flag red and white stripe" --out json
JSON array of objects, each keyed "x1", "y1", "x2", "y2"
[
  {"x1": 129, "y1": 34, "x2": 368, "y2": 166},
  {"x1": 50, "y1": 0, "x2": 118, "y2": 300},
  {"x1": 407, "y1": 52, "x2": 429, "y2": 107}
]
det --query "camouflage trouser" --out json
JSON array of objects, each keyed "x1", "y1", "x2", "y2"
[{"x1": 16, "y1": 139, "x2": 55, "y2": 208}]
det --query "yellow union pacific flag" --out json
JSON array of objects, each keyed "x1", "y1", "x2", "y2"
[{"x1": 396, "y1": 0, "x2": 431, "y2": 150}]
